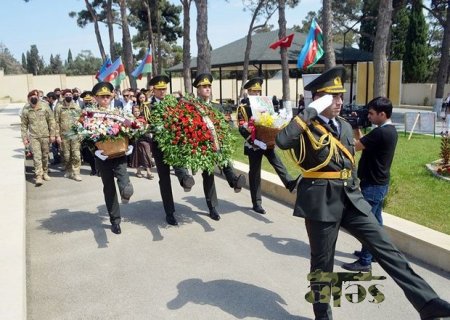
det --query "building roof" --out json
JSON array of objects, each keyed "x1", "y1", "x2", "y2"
[{"x1": 168, "y1": 28, "x2": 372, "y2": 72}]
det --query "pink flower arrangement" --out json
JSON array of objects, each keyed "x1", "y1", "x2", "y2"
[{"x1": 68, "y1": 109, "x2": 147, "y2": 142}]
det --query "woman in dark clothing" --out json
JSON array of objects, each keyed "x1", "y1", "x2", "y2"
[{"x1": 130, "y1": 102, "x2": 154, "y2": 179}]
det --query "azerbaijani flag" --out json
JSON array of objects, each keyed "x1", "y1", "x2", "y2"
[
  {"x1": 131, "y1": 48, "x2": 153, "y2": 79},
  {"x1": 95, "y1": 57, "x2": 112, "y2": 80},
  {"x1": 98, "y1": 56, "x2": 126, "y2": 87},
  {"x1": 297, "y1": 19, "x2": 324, "y2": 70}
]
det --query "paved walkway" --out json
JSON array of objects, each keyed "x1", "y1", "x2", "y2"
[
  {"x1": 26, "y1": 160, "x2": 450, "y2": 320},
  {"x1": 2, "y1": 103, "x2": 449, "y2": 320}
]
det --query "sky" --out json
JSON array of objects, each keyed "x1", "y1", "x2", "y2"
[{"x1": 0, "y1": 0, "x2": 320, "y2": 64}]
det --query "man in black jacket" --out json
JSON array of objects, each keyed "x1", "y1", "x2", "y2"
[
  {"x1": 147, "y1": 75, "x2": 196, "y2": 226},
  {"x1": 194, "y1": 72, "x2": 246, "y2": 195},
  {"x1": 237, "y1": 77, "x2": 296, "y2": 214},
  {"x1": 276, "y1": 66, "x2": 450, "y2": 320}
]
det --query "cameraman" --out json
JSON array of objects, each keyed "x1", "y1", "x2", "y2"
[{"x1": 342, "y1": 96, "x2": 398, "y2": 272}]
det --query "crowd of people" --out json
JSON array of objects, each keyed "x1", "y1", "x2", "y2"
[{"x1": 19, "y1": 69, "x2": 450, "y2": 320}]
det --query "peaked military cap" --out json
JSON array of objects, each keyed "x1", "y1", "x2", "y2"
[
  {"x1": 149, "y1": 75, "x2": 170, "y2": 89},
  {"x1": 80, "y1": 91, "x2": 93, "y2": 102},
  {"x1": 193, "y1": 73, "x2": 213, "y2": 88},
  {"x1": 92, "y1": 82, "x2": 114, "y2": 96},
  {"x1": 244, "y1": 77, "x2": 263, "y2": 91},
  {"x1": 304, "y1": 66, "x2": 346, "y2": 94}
]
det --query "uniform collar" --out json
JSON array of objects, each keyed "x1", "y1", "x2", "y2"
[{"x1": 317, "y1": 114, "x2": 337, "y2": 126}]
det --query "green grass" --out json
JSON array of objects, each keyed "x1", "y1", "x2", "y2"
[{"x1": 229, "y1": 129, "x2": 450, "y2": 234}]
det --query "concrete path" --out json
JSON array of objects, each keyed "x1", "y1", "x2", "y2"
[
  {"x1": 1, "y1": 102, "x2": 449, "y2": 320},
  {"x1": 26, "y1": 163, "x2": 450, "y2": 319}
]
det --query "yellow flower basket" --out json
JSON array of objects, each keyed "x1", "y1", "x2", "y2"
[{"x1": 255, "y1": 125, "x2": 280, "y2": 149}]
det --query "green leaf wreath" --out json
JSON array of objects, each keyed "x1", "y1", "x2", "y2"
[{"x1": 148, "y1": 94, "x2": 235, "y2": 173}]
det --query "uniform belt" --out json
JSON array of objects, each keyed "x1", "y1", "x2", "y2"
[{"x1": 302, "y1": 169, "x2": 352, "y2": 180}]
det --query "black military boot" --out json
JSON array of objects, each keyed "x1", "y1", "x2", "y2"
[{"x1": 209, "y1": 208, "x2": 221, "y2": 221}]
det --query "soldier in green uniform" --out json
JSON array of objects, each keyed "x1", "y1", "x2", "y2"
[
  {"x1": 55, "y1": 89, "x2": 82, "y2": 181},
  {"x1": 194, "y1": 73, "x2": 246, "y2": 194},
  {"x1": 21, "y1": 90, "x2": 56, "y2": 186},
  {"x1": 91, "y1": 82, "x2": 134, "y2": 235},
  {"x1": 237, "y1": 77, "x2": 296, "y2": 214},
  {"x1": 147, "y1": 75, "x2": 197, "y2": 226},
  {"x1": 275, "y1": 66, "x2": 450, "y2": 320}
]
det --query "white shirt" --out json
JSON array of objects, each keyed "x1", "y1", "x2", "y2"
[
  {"x1": 318, "y1": 114, "x2": 340, "y2": 135},
  {"x1": 123, "y1": 100, "x2": 134, "y2": 115}
]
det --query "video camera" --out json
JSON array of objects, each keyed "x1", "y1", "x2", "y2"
[{"x1": 340, "y1": 104, "x2": 371, "y2": 129}]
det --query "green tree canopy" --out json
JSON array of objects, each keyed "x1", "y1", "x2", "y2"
[
  {"x1": 0, "y1": 43, "x2": 24, "y2": 74},
  {"x1": 65, "y1": 50, "x2": 102, "y2": 76},
  {"x1": 404, "y1": 0, "x2": 429, "y2": 82},
  {"x1": 26, "y1": 45, "x2": 45, "y2": 75},
  {"x1": 47, "y1": 54, "x2": 64, "y2": 74}
]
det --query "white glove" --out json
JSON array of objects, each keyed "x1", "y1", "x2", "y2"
[
  {"x1": 125, "y1": 145, "x2": 134, "y2": 156},
  {"x1": 302, "y1": 94, "x2": 334, "y2": 122},
  {"x1": 308, "y1": 94, "x2": 333, "y2": 114},
  {"x1": 253, "y1": 139, "x2": 267, "y2": 150},
  {"x1": 95, "y1": 150, "x2": 108, "y2": 161}
]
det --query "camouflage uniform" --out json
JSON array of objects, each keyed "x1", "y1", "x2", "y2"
[
  {"x1": 21, "y1": 101, "x2": 55, "y2": 178},
  {"x1": 55, "y1": 101, "x2": 82, "y2": 178}
]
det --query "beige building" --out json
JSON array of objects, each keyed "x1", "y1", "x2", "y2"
[{"x1": 1, "y1": 69, "x2": 448, "y2": 107}]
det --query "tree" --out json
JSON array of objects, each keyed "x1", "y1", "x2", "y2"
[
  {"x1": 239, "y1": 0, "x2": 277, "y2": 97},
  {"x1": 65, "y1": 50, "x2": 103, "y2": 76},
  {"x1": 26, "y1": 45, "x2": 45, "y2": 75},
  {"x1": 373, "y1": 0, "x2": 393, "y2": 97},
  {"x1": 69, "y1": 0, "x2": 122, "y2": 60},
  {"x1": 142, "y1": 0, "x2": 155, "y2": 81},
  {"x1": 293, "y1": 7, "x2": 357, "y2": 47},
  {"x1": 404, "y1": 0, "x2": 429, "y2": 82},
  {"x1": 293, "y1": 11, "x2": 318, "y2": 33},
  {"x1": 0, "y1": 43, "x2": 24, "y2": 74},
  {"x1": 129, "y1": 0, "x2": 182, "y2": 75},
  {"x1": 48, "y1": 54, "x2": 64, "y2": 74},
  {"x1": 194, "y1": 0, "x2": 211, "y2": 74},
  {"x1": 69, "y1": 0, "x2": 107, "y2": 60},
  {"x1": 359, "y1": 1, "x2": 378, "y2": 52},
  {"x1": 278, "y1": 0, "x2": 289, "y2": 100},
  {"x1": 390, "y1": 5, "x2": 410, "y2": 61},
  {"x1": 105, "y1": 0, "x2": 116, "y2": 59},
  {"x1": 322, "y1": 0, "x2": 336, "y2": 70},
  {"x1": 21, "y1": 53, "x2": 27, "y2": 71},
  {"x1": 425, "y1": 0, "x2": 450, "y2": 115},
  {"x1": 67, "y1": 49, "x2": 73, "y2": 65},
  {"x1": 118, "y1": 0, "x2": 137, "y2": 88},
  {"x1": 180, "y1": 0, "x2": 193, "y2": 93}
]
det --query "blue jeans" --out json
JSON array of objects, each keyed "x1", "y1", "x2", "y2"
[{"x1": 359, "y1": 182, "x2": 389, "y2": 265}]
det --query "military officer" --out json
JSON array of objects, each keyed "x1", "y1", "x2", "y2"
[
  {"x1": 275, "y1": 66, "x2": 450, "y2": 320},
  {"x1": 21, "y1": 90, "x2": 56, "y2": 186},
  {"x1": 55, "y1": 88, "x2": 83, "y2": 181},
  {"x1": 194, "y1": 73, "x2": 246, "y2": 193},
  {"x1": 147, "y1": 75, "x2": 197, "y2": 226},
  {"x1": 80, "y1": 91, "x2": 95, "y2": 109},
  {"x1": 91, "y1": 82, "x2": 134, "y2": 235},
  {"x1": 237, "y1": 77, "x2": 296, "y2": 214},
  {"x1": 79, "y1": 91, "x2": 97, "y2": 175}
]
